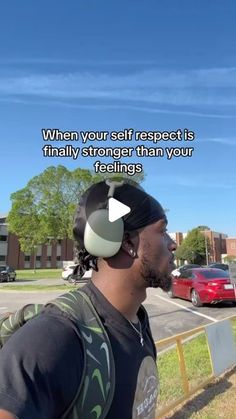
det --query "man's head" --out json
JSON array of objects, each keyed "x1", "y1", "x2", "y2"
[
  {"x1": 73, "y1": 179, "x2": 176, "y2": 291},
  {"x1": 123, "y1": 219, "x2": 176, "y2": 291}
]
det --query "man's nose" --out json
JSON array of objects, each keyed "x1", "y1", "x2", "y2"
[{"x1": 167, "y1": 235, "x2": 177, "y2": 251}]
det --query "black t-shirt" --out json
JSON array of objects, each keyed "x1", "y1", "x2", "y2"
[{"x1": 0, "y1": 282, "x2": 158, "y2": 419}]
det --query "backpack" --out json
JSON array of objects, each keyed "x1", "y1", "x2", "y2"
[{"x1": 0, "y1": 289, "x2": 115, "y2": 419}]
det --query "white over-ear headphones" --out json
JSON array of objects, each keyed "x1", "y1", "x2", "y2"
[{"x1": 84, "y1": 180, "x2": 125, "y2": 257}]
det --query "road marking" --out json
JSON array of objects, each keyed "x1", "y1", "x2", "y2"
[{"x1": 155, "y1": 294, "x2": 218, "y2": 323}]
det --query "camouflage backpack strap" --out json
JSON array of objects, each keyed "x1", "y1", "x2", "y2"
[
  {"x1": 48, "y1": 290, "x2": 115, "y2": 419},
  {"x1": 0, "y1": 304, "x2": 44, "y2": 347}
]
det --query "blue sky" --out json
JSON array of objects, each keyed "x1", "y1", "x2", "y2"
[{"x1": 1, "y1": 1, "x2": 236, "y2": 236}]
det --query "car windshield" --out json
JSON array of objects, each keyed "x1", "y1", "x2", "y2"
[
  {"x1": 200, "y1": 269, "x2": 229, "y2": 279},
  {"x1": 0, "y1": 266, "x2": 7, "y2": 272}
]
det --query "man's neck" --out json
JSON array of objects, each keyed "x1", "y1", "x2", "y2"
[{"x1": 91, "y1": 269, "x2": 146, "y2": 323}]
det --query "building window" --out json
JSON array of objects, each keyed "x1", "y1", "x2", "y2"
[
  {"x1": 58, "y1": 239, "x2": 62, "y2": 245},
  {"x1": 231, "y1": 243, "x2": 236, "y2": 250},
  {"x1": 0, "y1": 255, "x2": 6, "y2": 262},
  {"x1": 0, "y1": 236, "x2": 7, "y2": 242},
  {"x1": 47, "y1": 256, "x2": 52, "y2": 261},
  {"x1": 56, "y1": 256, "x2": 61, "y2": 261},
  {"x1": 24, "y1": 255, "x2": 31, "y2": 262},
  {"x1": 36, "y1": 256, "x2": 41, "y2": 262}
]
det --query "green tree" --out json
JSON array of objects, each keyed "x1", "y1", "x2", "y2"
[
  {"x1": 175, "y1": 227, "x2": 210, "y2": 265},
  {"x1": 196, "y1": 225, "x2": 210, "y2": 231},
  {"x1": 7, "y1": 166, "x2": 102, "y2": 253},
  {"x1": 7, "y1": 165, "x2": 144, "y2": 253}
]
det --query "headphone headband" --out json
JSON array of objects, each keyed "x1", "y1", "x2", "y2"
[{"x1": 105, "y1": 179, "x2": 124, "y2": 198}]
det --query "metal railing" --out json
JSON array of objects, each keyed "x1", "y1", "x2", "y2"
[{"x1": 155, "y1": 315, "x2": 236, "y2": 418}]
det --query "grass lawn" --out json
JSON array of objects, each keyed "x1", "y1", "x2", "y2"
[
  {"x1": 15, "y1": 269, "x2": 61, "y2": 280},
  {"x1": 0, "y1": 284, "x2": 81, "y2": 291},
  {"x1": 157, "y1": 332, "x2": 212, "y2": 410},
  {"x1": 157, "y1": 318, "x2": 236, "y2": 418}
]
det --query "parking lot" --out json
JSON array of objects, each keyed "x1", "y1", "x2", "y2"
[
  {"x1": 145, "y1": 288, "x2": 235, "y2": 341},
  {"x1": 0, "y1": 284, "x2": 235, "y2": 342}
]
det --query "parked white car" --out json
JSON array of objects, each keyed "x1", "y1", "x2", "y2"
[{"x1": 62, "y1": 264, "x2": 92, "y2": 282}]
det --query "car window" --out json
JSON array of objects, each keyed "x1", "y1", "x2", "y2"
[
  {"x1": 209, "y1": 263, "x2": 228, "y2": 270},
  {"x1": 200, "y1": 269, "x2": 229, "y2": 279},
  {"x1": 0, "y1": 266, "x2": 7, "y2": 272},
  {"x1": 180, "y1": 270, "x2": 192, "y2": 279}
]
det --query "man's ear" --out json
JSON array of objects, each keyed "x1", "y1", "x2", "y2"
[{"x1": 121, "y1": 231, "x2": 139, "y2": 259}]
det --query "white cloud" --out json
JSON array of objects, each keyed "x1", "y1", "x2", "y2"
[
  {"x1": 0, "y1": 97, "x2": 233, "y2": 119},
  {"x1": 0, "y1": 58, "x2": 156, "y2": 66},
  {"x1": 0, "y1": 67, "x2": 236, "y2": 110},
  {"x1": 203, "y1": 138, "x2": 236, "y2": 146}
]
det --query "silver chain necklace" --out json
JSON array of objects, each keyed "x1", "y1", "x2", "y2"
[{"x1": 128, "y1": 319, "x2": 144, "y2": 346}]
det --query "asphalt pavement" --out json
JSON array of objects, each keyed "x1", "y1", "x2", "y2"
[
  {"x1": 0, "y1": 280, "x2": 235, "y2": 341},
  {"x1": 145, "y1": 288, "x2": 235, "y2": 341}
]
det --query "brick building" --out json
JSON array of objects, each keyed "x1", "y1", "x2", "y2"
[
  {"x1": 201, "y1": 230, "x2": 227, "y2": 263},
  {"x1": 1, "y1": 213, "x2": 235, "y2": 269},
  {"x1": 226, "y1": 238, "x2": 236, "y2": 258},
  {"x1": 170, "y1": 229, "x2": 228, "y2": 263},
  {"x1": 0, "y1": 215, "x2": 74, "y2": 270}
]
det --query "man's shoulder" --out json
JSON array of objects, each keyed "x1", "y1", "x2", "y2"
[
  {"x1": 1, "y1": 303, "x2": 83, "y2": 357},
  {"x1": 0, "y1": 304, "x2": 84, "y2": 419}
]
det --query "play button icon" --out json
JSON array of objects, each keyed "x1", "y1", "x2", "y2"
[{"x1": 108, "y1": 197, "x2": 131, "y2": 222}]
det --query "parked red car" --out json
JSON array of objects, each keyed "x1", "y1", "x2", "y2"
[{"x1": 169, "y1": 268, "x2": 235, "y2": 307}]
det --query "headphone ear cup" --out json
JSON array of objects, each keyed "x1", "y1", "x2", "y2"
[{"x1": 84, "y1": 209, "x2": 124, "y2": 257}]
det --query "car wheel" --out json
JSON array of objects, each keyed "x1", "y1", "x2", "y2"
[
  {"x1": 167, "y1": 287, "x2": 175, "y2": 298},
  {"x1": 6, "y1": 275, "x2": 11, "y2": 283},
  {"x1": 191, "y1": 289, "x2": 202, "y2": 307},
  {"x1": 12, "y1": 275, "x2": 16, "y2": 282}
]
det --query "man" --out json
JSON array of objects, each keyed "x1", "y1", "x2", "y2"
[{"x1": 0, "y1": 180, "x2": 176, "y2": 419}]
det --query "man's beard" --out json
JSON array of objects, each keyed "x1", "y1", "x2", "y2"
[{"x1": 140, "y1": 255, "x2": 172, "y2": 291}]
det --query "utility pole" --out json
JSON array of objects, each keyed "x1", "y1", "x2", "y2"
[
  {"x1": 205, "y1": 232, "x2": 209, "y2": 265},
  {"x1": 33, "y1": 245, "x2": 37, "y2": 273}
]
